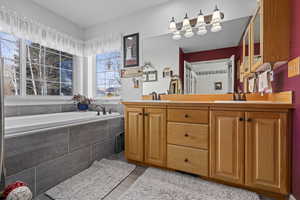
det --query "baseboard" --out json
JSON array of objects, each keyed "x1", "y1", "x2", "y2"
[{"x1": 290, "y1": 195, "x2": 297, "y2": 200}]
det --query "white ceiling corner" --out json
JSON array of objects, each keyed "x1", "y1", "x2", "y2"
[{"x1": 30, "y1": 0, "x2": 171, "y2": 28}]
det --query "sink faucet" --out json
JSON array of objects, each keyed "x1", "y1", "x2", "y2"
[{"x1": 94, "y1": 104, "x2": 106, "y2": 115}]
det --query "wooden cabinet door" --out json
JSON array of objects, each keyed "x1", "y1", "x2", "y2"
[
  {"x1": 210, "y1": 111, "x2": 245, "y2": 185},
  {"x1": 125, "y1": 107, "x2": 144, "y2": 162},
  {"x1": 144, "y1": 108, "x2": 166, "y2": 167},
  {"x1": 245, "y1": 112, "x2": 289, "y2": 194}
]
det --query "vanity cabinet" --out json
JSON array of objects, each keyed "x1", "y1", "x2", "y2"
[
  {"x1": 167, "y1": 108, "x2": 209, "y2": 177},
  {"x1": 144, "y1": 108, "x2": 167, "y2": 167},
  {"x1": 210, "y1": 110, "x2": 290, "y2": 195},
  {"x1": 210, "y1": 111, "x2": 245, "y2": 185},
  {"x1": 125, "y1": 106, "x2": 166, "y2": 167},
  {"x1": 245, "y1": 112, "x2": 289, "y2": 194},
  {"x1": 249, "y1": 0, "x2": 290, "y2": 72},
  {"x1": 123, "y1": 102, "x2": 292, "y2": 198},
  {"x1": 124, "y1": 107, "x2": 144, "y2": 162}
]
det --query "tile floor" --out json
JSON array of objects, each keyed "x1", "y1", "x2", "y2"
[{"x1": 35, "y1": 152, "x2": 273, "y2": 200}]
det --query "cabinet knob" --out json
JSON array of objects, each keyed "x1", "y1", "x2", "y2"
[
  {"x1": 138, "y1": 113, "x2": 143, "y2": 115},
  {"x1": 144, "y1": 113, "x2": 149, "y2": 116},
  {"x1": 184, "y1": 114, "x2": 189, "y2": 118},
  {"x1": 239, "y1": 118, "x2": 244, "y2": 121},
  {"x1": 246, "y1": 118, "x2": 252, "y2": 122},
  {"x1": 184, "y1": 158, "x2": 189, "y2": 163},
  {"x1": 184, "y1": 133, "x2": 189, "y2": 137}
]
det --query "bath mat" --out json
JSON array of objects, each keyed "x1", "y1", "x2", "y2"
[
  {"x1": 46, "y1": 159, "x2": 136, "y2": 200},
  {"x1": 118, "y1": 167, "x2": 260, "y2": 200}
]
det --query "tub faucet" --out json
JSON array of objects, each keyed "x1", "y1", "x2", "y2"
[{"x1": 94, "y1": 104, "x2": 106, "y2": 115}]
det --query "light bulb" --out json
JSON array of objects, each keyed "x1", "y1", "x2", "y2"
[
  {"x1": 169, "y1": 17, "x2": 177, "y2": 33},
  {"x1": 197, "y1": 26, "x2": 207, "y2": 36},
  {"x1": 182, "y1": 13, "x2": 191, "y2": 31},
  {"x1": 212, "y1": 6, "x2": 222, "y2": 24},
  {"x1": 172, "y1": 31, "x2": 181, "y2": 40},
  {"x1": 196, "y1": 10, "x2": 206, "y2": 28},
  {"x1": 211, "y1": 22, "x2": 222, "y2": 32},
  {"x1": 184, "y1": 29, "x2": 194, "y2": 38}
]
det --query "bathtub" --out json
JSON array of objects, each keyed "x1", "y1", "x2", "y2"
[{"x1": 5, "y1": 111, "x2": 122, "y2": 136}]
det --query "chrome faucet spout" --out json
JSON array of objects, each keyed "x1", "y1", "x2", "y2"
[{"x1": 94, "y1": 104, "x2": 106, "y2": 115}]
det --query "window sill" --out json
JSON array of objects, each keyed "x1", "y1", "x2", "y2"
[
  {"x1": 94, "y1": 96, "x2": 122, "y2": 104},
  {"x1": 4, "y1": 96, "x2": 74, "y2": 106}
]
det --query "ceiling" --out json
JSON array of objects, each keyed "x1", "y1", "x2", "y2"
[
  {"x1": 30, "y1": 0, "x2": 171, "y2": 28},
  {"x1": 174, "y1": 17, "x2": 250, "y2": 53}
]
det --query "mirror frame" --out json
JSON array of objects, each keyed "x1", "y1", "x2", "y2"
[{"x1": 251, "y1": 6, "x2": 263, "y2": 72}]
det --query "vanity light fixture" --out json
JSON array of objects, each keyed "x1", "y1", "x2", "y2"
[
  {"x1": 183, "y1": 13, "x2": 194, "y2": 38},
  {"x1": 182, "y1": 13, "x2": 191, "y2": 31},
  {"x1": 169, "y1": 17, "x2": 177, "y2": 33},
  {"x1": 172, "y1": 31, "x2": 182, "y2": 40},
  {"x1": 211, "y1": 6, "x2": 222, "y2": 32},
  {"x1": 196, "y1": 10, "x2": 207, "y2": 36},
  {"x1": 168, "y1": 6, "x2": 224, "y2": 40}
]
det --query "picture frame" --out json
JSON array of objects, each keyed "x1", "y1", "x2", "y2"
[
  {"x1": 147, "y1": 71, "x2": 158, "y2": 82},
  {"x1": 123, "y1": 33, "x2": 139, "y2": 68},
  {"x1": 120, "y1": 67, "x2": 143, "y2": 78},
  {"x1": 143, "y1": 71, "x2": 158, "y2": 82},
  {"x1": 215, "y1": 82, "x2": 223, "y2": 90},
  {"x1": 163, "y1": 67, "x2": 173, "y2": 78}
]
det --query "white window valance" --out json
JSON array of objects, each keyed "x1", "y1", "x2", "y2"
[
  {"x1": 84, "y1": 33, "x2": 122, "y2": 56},
  {"x1": 0, "y1": 6, "x2": 122, "y2": 57}
]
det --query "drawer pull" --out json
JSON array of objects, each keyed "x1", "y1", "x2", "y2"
[
  {"x1": 184, "y1": 133, "x2": 189, "y2": 137},
  {"x1": 184, "y1": 158, "x2": 189, "y2": 163},
  {"x1": 184, "y1": 114, "x2": 189, "y2": 118}
]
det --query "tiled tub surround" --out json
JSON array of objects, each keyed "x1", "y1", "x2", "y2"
[
  {"x1": 5, "y1": 111, "x2": 121, "y2": 135},
  {"x1": 5, "y1": 103, "x2": 124, "y2": 117},
  {"x1": 4, "y1": 115, "x2": 124, "y2": 197},
  {"x1": 4, "y1": 104, "x2": 77, "y2": 117}
]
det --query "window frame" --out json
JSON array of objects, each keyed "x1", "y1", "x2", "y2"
[
  {"x1": 0, "y1": 32, "x2": 77, "y2": 104},
  {"x1": 94, "y1": 51, "x2": 122, "y2": 100}
]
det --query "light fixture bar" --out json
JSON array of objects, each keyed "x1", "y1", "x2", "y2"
[{"x1": 175, "y1": 12, "x2": 224, "y2": 30}]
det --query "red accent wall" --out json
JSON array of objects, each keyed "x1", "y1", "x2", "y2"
[
  {"x1": 179, "y1": 46, "x2": 240, "y2": 83},
  {"x1": 272, "y1": 0, "x2": 300, "y2": 198},
  {"x1": 179, "y1": 48, "x2": 184, "y2": 85},
  {"x1": 184, "y1": 46, "x2": 239, "y2": 63},
  {"x1": 179, "y1": 46, "x2": 241, "y2": 91}
]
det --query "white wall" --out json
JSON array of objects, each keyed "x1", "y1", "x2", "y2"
[
  {"x1": 142, "y1": 35, "x2": 179, "y2": 95},
  {"x1": 1, "y1": 0, "x2": 84, "y2": 39},
  {"x1": 191, "y1": 60, "x2": 230, "y2": 94},
  {"x1": 84, "y1": 0, "x2": 257, "y2": 40}
]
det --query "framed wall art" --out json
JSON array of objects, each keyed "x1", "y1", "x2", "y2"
[
  {"x1": 215, "y1": 82, "x2": 223, "y2": 90},
  {"x1": 143, "y1": 71, "x2": 158, "y2": 82},
  {"x1": 123, "y1": 33, "x2": 139, "y2": 68}
]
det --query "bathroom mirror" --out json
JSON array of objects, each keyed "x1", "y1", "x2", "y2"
[{"x1": 142, "y1": 17, "x2": 251, "y2": 95}]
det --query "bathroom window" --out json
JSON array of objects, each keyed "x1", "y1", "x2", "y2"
[
  {"x1": 96, "y1": 51, "x2": 121, "y2": 97},
  {"x1": 0, "y1": 32, "x2": 21, "y2": 96},
  {"x1": 26, "y1": 41, "x2": 73, "y2": 96},
  {"x1": 0, "y1": 31, "x2": 74, "y2": 97}
]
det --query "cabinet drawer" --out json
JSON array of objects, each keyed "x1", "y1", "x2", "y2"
[
  {"x1": 167, "y1": 144, "x2": 208, "y2": 176},
  {"x1": 167, "y1": 122, "x2": 208, "y2": 149},
  {"x1": 168, "y1": 109, "x2": 208, "y2": 124}
]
